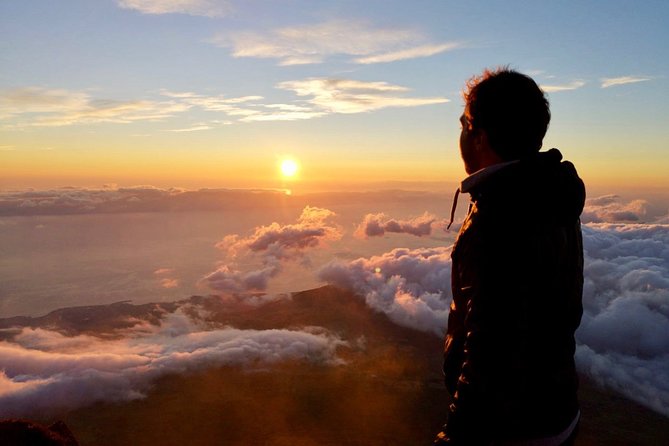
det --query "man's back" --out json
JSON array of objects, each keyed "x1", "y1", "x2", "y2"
[
  {"x1": 442, "y1": 148, "x2": 585, "y2": 444},
  {"x1": 435, "y1": 68, "x2": 585, "y2": 445}
]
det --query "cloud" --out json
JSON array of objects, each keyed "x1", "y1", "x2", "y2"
[
  {"x1": 0, "y1": 87, "x2": 89, "y2": 117},
  {"x1": 354, "y1": 42, "x2": 461, "y2": 64},
  {"x1": 165, "y1": 120, "x2": 232, "y2": 131},
  {"x1": 168, "y1": 124, "x2": 212, "y2": 132},
  {"x1": 577, "y1": 223, "x2": 669, "y2": 415},
  {"x1": 240, "y1": 110, "x2": 327, "y2": 122},
  {"x1": 1, "y1": 87, "x2": 189, "y2": 127},
  {"x1": 159, "y1": 278, "x2": 179, "y2": 288},
  {"x1": 277, "y1": 78, "x2": 448, "y2": 114},
  {"x1": 318, "y1": 247, "x2": 452, "y2": 336},
  {"x1": 219, "y1": 206, "x2": 342, "y2": 259},
  {"x1": 117, "y1": 0, "x2": 232, "y2": 17},
  {"x1": 204, "y1": 206, "x2": 343, "y2": 294},
  {"x1": 582, "y1": 195, "x2": 651, "y2": 223},
  {"x1": 154, "y1": 268, "x2": 174, "y2": 275},
  {"x1": 355, "y1": 212, "x2": 439, "y2": 238},
  {"x1": 153, "y1": 268, "x2": 179, "y2": 288},
  {"x1": 0, "y1": 311, "x2": 345, "y2": 417},
  {"x1": 242, "y1": 103, "x2": 330, "y2": 122},
  {"x1": 210, "y1": 20, "x2": 458, "y2": 66},
  {"x1": 202, "y1": 264, "x2": 280, "y2": 294},
  {"x1": 161, "y1": 91, "x2": 264, "y2": 111},
  {"x1": 540, "y1": 80, "x2": 586, "y2": 93},
  {"x1": 601, "y1": 76, "x2": 652, "y2": 88}
]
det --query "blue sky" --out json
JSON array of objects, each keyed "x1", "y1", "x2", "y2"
[{"x1": 1, "y1": 0, "x2": 668, "y2": 190}]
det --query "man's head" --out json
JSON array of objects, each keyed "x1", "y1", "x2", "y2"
[{"x1": 459, "y1": 68, "x2": 550, "y2": 173}]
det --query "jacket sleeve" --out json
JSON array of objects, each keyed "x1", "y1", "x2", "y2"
[
  {"x1": 443, "y1": 295, "x2": 466, "y2": 395},
  {"x1": 445, "y1": 222, "x2": 525, "y2": 445}
]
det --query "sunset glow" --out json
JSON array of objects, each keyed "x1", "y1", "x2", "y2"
[{"x1": 0, "y1": 1, "x2": 666, "y2": 192}]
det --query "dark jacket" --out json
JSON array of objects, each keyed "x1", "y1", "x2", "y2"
[{"x1": 443, "y1": 148, "x2": 585, "y2": 444}]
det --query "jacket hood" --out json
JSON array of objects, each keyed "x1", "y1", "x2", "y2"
[{"x1": 466, "y1": 148, "x2": 586, "y2": 224}]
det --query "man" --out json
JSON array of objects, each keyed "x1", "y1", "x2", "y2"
[{"x1": 435, "y1": 68, "x2": 585, "y2": 445}]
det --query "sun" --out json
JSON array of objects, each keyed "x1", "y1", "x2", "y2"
[{"x1": 280, "y1": 158, "x2": 299, "y2": 178}]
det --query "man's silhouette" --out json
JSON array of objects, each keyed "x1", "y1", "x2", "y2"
[{"x1": 435, "y1": 68, "x2": 585, "y2": 445}]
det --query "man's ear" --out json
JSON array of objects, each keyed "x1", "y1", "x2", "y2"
[
  {"x1": 474, "y1": 128, "x2": 488, "y2": 152},
  {"x1": 478, "y1": 130, "x2": 503, "y2": 165}
]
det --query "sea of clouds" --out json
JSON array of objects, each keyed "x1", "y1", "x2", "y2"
[
  {"x1": 0, "y1": 193, "x2": 667, "y2": 417},
  {"x1": 317, "y1": 197, "x2": 669, "y2": 416}
]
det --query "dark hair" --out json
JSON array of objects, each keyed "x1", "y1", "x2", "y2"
[{"x1": 463, "y1": 67, "x2": 550, "y2": 160}]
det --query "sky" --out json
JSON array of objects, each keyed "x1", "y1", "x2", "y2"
[{"x1": 1, "y1": 0, "x2": 668, "y2": 192}]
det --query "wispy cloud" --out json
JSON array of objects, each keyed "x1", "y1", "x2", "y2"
[
  {"x1": 173, "y1": 94, "x2": 264, "y2": 111},
  {"x1": 159, "y1": 91, "x2": 267, "y2": 123},
  {"x1": 1, "y1": 78, "x2": 447, "y2": 129},
  {"x1": 166, "y1": 120, "x2": 232, "y2": 132},
  {"x1": 239, "y1": 103, "x2": 326, "y2": 123},
  {"x1": 277, "y1": 78, "x2": 448, "y2": 114},
  {"x1": 168, "y1": 124, "x2": 212, "y2": 132},
  {"x1": 0, "y1": 87, "x2": 89, "y2": 117},
  {"x1": 540, "y1": 80, "x2": 586, "y2": 93},
  {"x1": 210, "y1": 20, "x2": 458, "y2": 66},
  {"x1": 601, "y1": 76, "x2": 652, "y2": 88},
  {"x1": 354, "y1": 42, "x2": 461, "y2": 64},
  {"x1": 1, "y1": 87, "x2": 190, "y2": 127},
  {"x1": 161, "y1": 78, "x2": 447, "y2": 123},
  {"x1": 117, "y1": 0, "x2": 232, "y2": 17},
  {"x1": 240, "y1": 110, "x2": 327, "y2": 122}
]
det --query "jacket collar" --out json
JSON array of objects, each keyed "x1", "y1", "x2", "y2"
[
  {"x1": 446, "y1": 160, "x2": 518, "y2": 230},
  {"x1": 460, "y1": 160, "x2": 519, "y2": 194}
]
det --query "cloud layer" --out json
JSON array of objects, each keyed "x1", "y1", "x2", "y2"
[
  {"x1": 577, "y1": 223, "x2": 669, "y2": 415},
  {"x1": 0, "y1": 186, "x2": 294, "y2": 216},
  {"x1": 0, "y1": 310, "x2": 344, "y2": 417}
]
